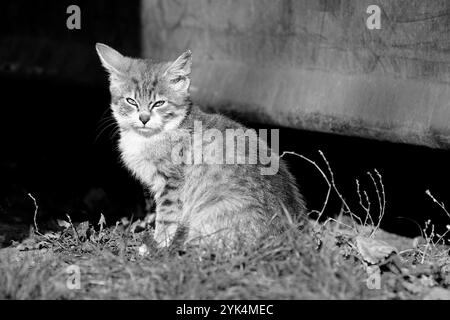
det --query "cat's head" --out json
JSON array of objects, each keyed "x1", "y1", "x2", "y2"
[{"x1": 95, "y1": 43, "x2": 192, "y2": 137}]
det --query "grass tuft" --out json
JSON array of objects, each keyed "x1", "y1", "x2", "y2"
[{"x1": 1, "y1": 152, "x2": 449, "y2": 300}]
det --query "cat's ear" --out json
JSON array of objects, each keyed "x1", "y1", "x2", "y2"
[
  {"x1": 166, "y1": 50, "x2": 192, "y2": 77},
  {"x1": 164, "y1": 50, "x2": 192, "y2": 91},
  {"x1": 95, "y1": 43, "x2": 128, "y2": 75}
]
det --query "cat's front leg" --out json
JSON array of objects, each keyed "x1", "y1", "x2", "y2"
[{"x1": 154, "y1": 189, "x2": 184, "y2": 248}]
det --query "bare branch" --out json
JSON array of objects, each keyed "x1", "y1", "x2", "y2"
[{"x1": 280, "y1": 151, "x2": 331, "y2": 223}]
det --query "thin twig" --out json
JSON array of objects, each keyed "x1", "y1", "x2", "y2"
[
  {"x1": 318, "y1": 150, "x2": 362, "y2": 228},
  {"x1": 368, "y1": 169, "x2": 386, "y2": 236},
  {"x1": 280, "y1": 151, "x2": 331, "y2": 223},
  {"x1": 375, "y1": 169, "x2": 386, "y2": 221},
  {"x1": 356, "y1": 179, "x2": 373, "y2": 227},
  {"x1": 436, "y1": 228, "x2": 450, "y2": 245},
  {"x1": 421, "y1": 220, "x2": 434, "y2": 264},
  {"x1": 66, "y1": 213, "x2": 80, "y2": 244},
  {"x1": 28, "y1": 193, "x2": 67, "y2": 250},
  {"x1": 426, "y1": 189, "x2": 450, "y2": 219},
  {"x1": 28, "y1": 193, "x2": 41, "y2": 235}
]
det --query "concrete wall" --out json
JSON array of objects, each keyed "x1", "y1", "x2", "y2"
[{"x1": 141, "y1": 0, "x2": 450, "y2": 148}]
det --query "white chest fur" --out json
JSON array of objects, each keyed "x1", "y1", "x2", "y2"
[{"x1": 119, "y1": 131, "x2": 166, "y2": 196}]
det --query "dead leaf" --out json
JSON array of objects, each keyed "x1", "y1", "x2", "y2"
[
  {"x1": 57, "y1": 219, "x2": 71, "y2": 229},
  {"x1": 120, "y1": 217, "x2": 130, "y2": 226},
  {"x1": 130, "y1": 219, "x2": 146, "y2": 234},
  {"x1": 355, "y1": 235, "x2": 397, "y2": 265}
]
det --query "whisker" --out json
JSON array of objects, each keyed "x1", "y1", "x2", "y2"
[
  {"x1": 95, "y1": 117, "x2": 117, "y2": 133},
  {"x1": 95, "y1": 111, "x2": 116, "y2": 129},
  {"x1": 96, "y1": 116, "x2": 116, "y2": 128},
  {"x1": 97, "y1": 108, "x2": 112, "y2": 123},
  {"x1": 110, "y1": 127, "x2": 121, "y2": 141},
  {"x1": 94, "y1": 122, "x2": 118, "y2": 144}
]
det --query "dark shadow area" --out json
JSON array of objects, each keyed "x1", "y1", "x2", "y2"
[
  {"x1": 0, "y1": 0, "x2": 142, "y2": 245},
  {"x1": 0, "y1": 76, "x2": 146, "y2": 229},
  {"x1": 0, "y1": 0, "x2": 141, "y2": 84},
  {"x1": 271, "y1": 123, "x2": 450, "y2": 239}
]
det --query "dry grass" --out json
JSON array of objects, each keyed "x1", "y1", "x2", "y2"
[
  {"x1": 1, "y1": 151, "x2": 449, "y2": 300},
  {"x1": 0, "y1": 220, "x2": 379, "y2": 300}
]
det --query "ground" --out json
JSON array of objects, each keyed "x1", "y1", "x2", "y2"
[
  {"x1": 1, "y1": 152, "x2": 450, "y2": 300},
  {"x1": 0, "y1": 212, "x2": 449, "y2": 300}
]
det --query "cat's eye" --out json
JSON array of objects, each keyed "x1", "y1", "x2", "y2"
[
  {"x1": 152, "y1": 100, "x2": 165, "y2": 108},
  {"x1": 170, "y1": 76, "x2": 185, "y2": 84},
  {"x1": 125, "y1": 97, "x2": 138, "y2": 107}
]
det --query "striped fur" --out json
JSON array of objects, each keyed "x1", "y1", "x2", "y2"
[{"x1": 96, "y1": 43, "x2": 306, "y2": 248}]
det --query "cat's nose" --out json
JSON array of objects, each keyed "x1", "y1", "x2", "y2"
[{"x1": 139, "y1": 113, "x2": 150, "y2": 125}]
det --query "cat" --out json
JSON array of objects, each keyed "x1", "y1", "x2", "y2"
[{"x1": 95, "y1": 43, "x2": 307, "y2": 248}]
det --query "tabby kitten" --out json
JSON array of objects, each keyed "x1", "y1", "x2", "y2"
[{"x1": 95, "y1": 43, "x2": 306, "y2": 248}]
